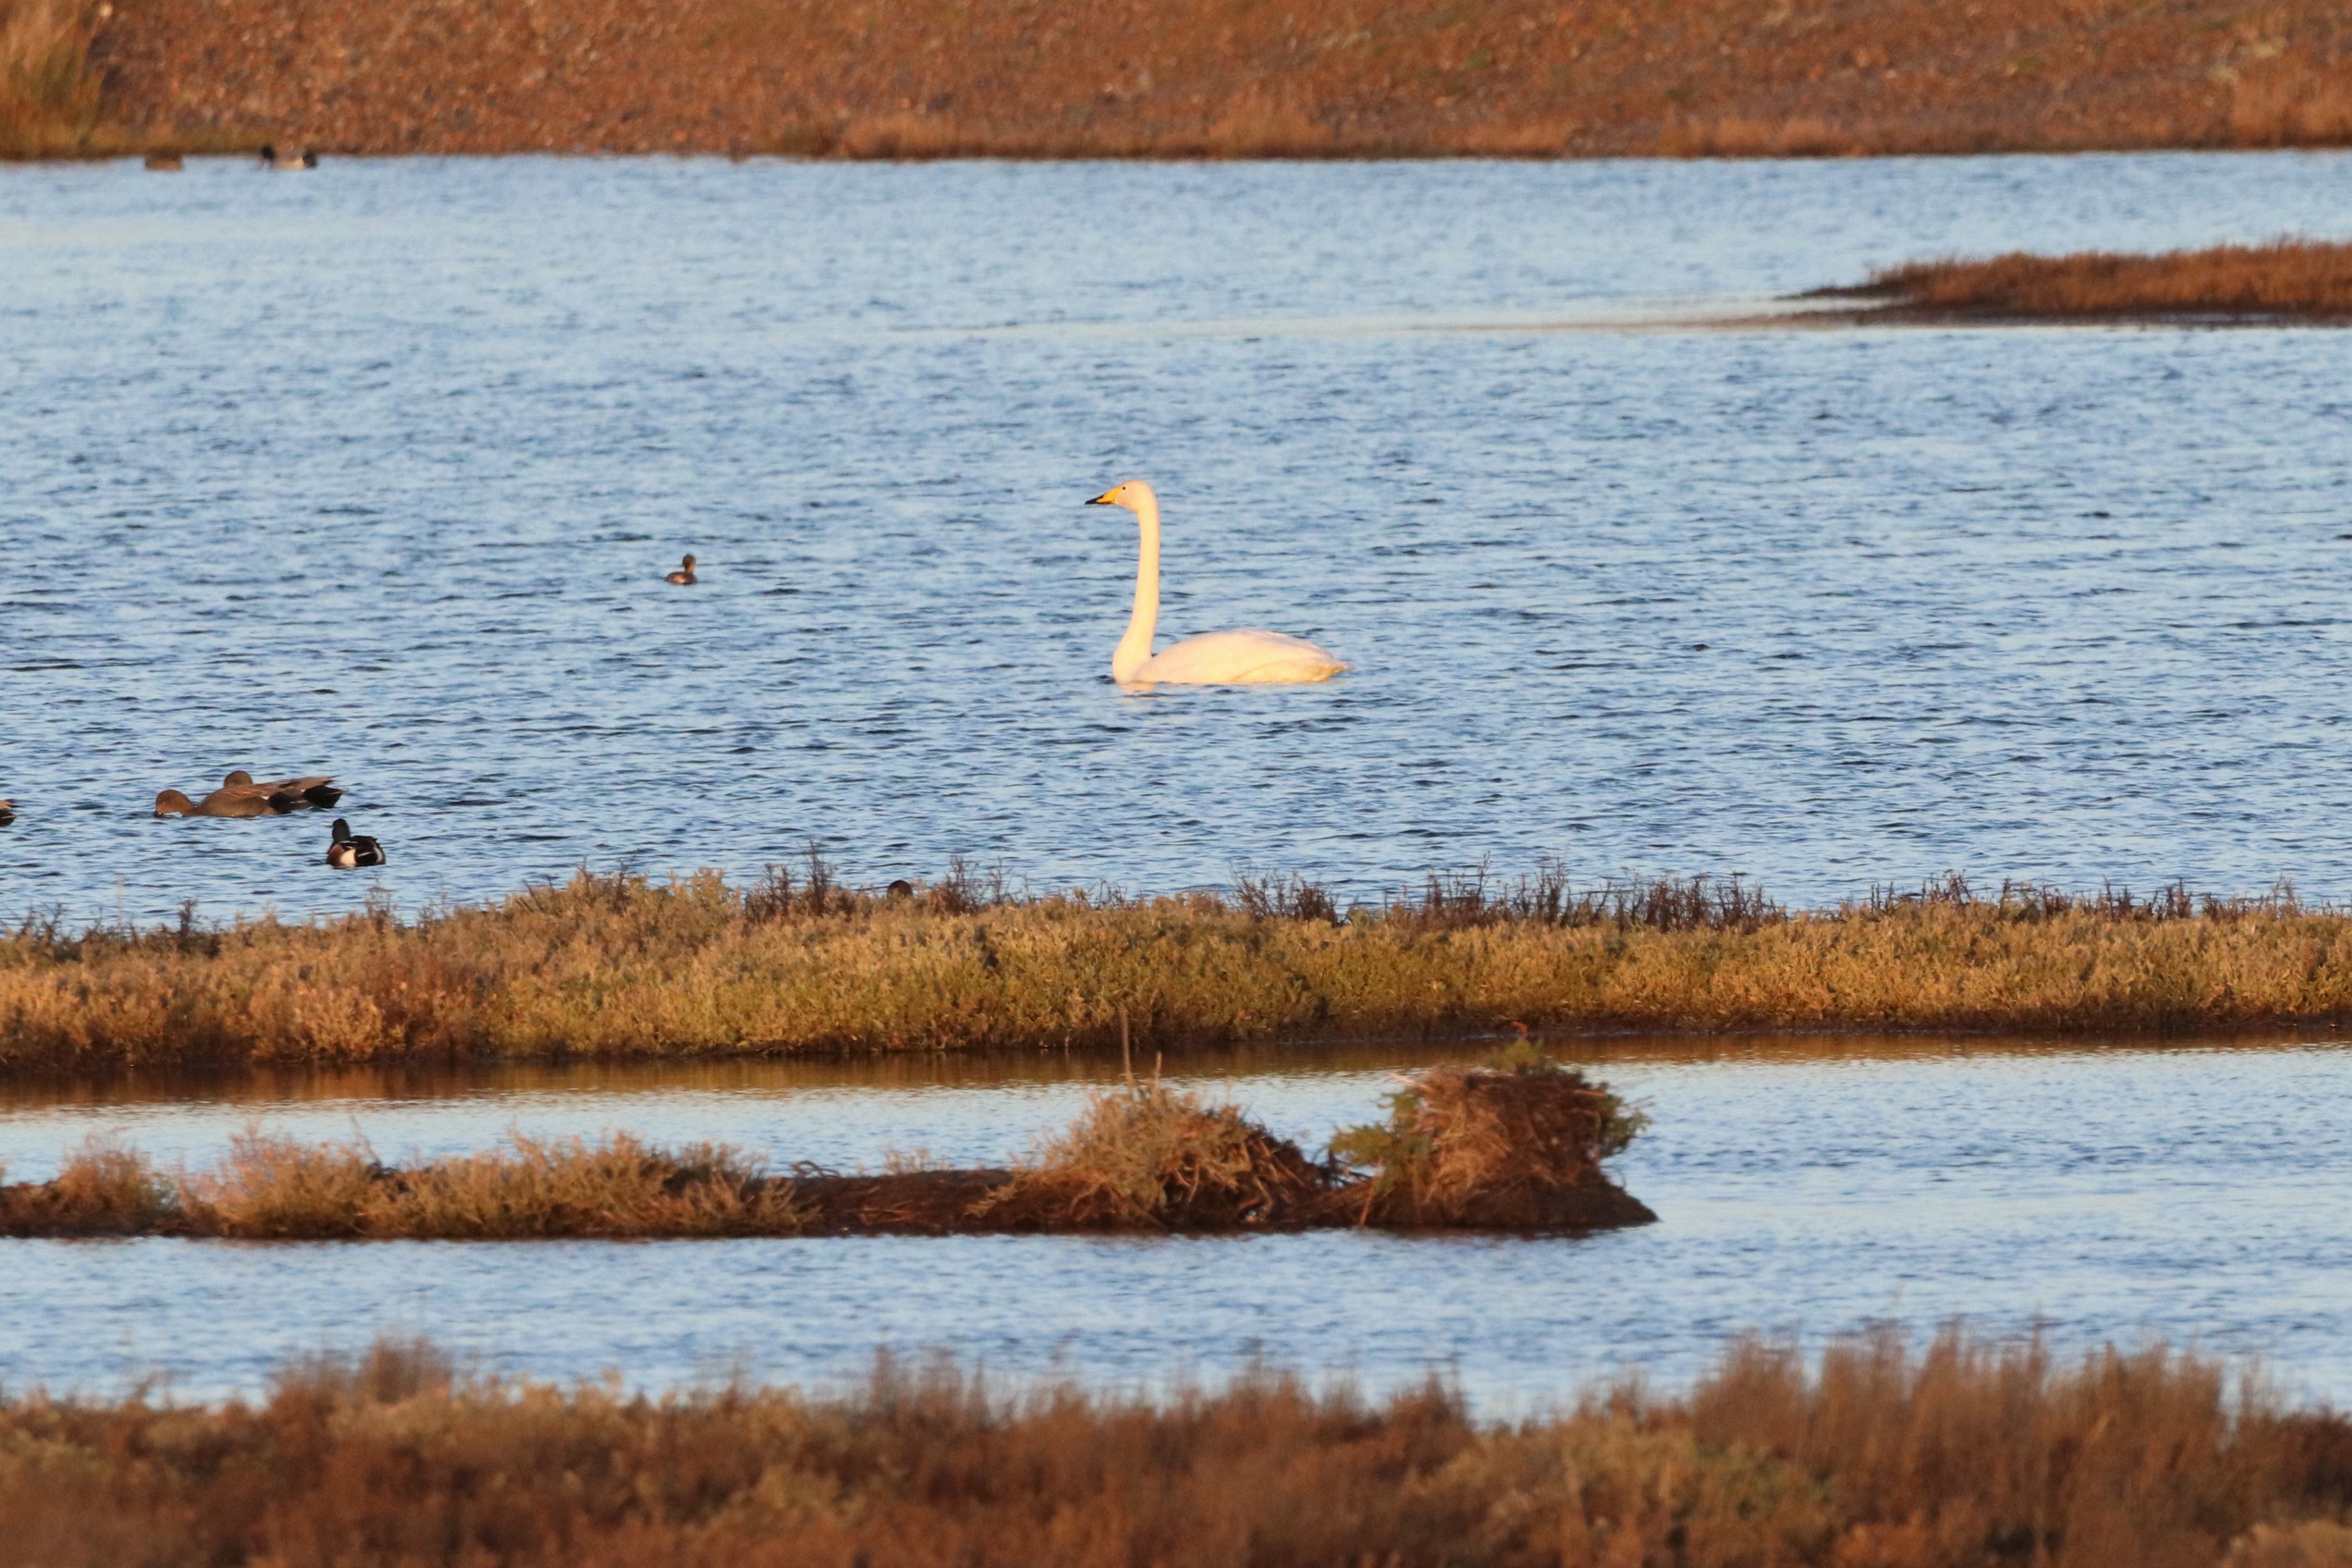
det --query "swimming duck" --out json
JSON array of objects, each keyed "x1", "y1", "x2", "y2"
[
  {"x1": 665, "y1": 553, "x2": 698, "y2": 585},
  {"x1": 223, "y1": 771, "x2": 343, "y2": 810},
  {"x1": 153, "y1": 773, "x2": 341, "y2": 817},
  {"x1": 0, "y1": 800, "x2": 14, "y2": 826},
  {"x1": 326, "y1": 819, "x2": 386, "y2": 868},
  {"x1": 258, "y1": 144, "x2": 318, "y2": 169}
]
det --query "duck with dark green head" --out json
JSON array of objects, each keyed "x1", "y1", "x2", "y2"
[{"x1": 326, "y1": 819, "x2": 386, "y2": 868}]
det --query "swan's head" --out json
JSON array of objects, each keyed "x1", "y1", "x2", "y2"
[{"x1": 1086, "y1": 481, "x2": 1156, "y2": 513}]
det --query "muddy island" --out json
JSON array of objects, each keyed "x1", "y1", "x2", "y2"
[{"x1": 0, "y1": 1052, "x2": 1658, "y2": 1239}]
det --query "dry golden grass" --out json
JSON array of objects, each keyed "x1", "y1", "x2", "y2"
[
  {"x1": 0, "y1": 0, "x2": 106, "y2": 154},
  {"x1": 1848, "y1": 238, "x2": 2352, "y2": 320},
  {"x1": 17, "y1": 0, "x2": 2352, "y2": 160},
  {"x1": 978, "y1": 1071, "x2": 1336, "y2": 1230},
  {"x1": 1, "y1": 1128, "x2": 810, "y2": 1237},
  {"x1": 1333, "y1": 1043, "x2": 1651, "y2": 1227},
  {"x1": 5, "y1": 868, "x2": 2349, "y2": 1074},
  {"x1": 1, "y1": 1327, "x2": 2346, "y2": 1567},
  {"x1": 0, "y1": 1053, "x2": 1652, "y2": 1237}
]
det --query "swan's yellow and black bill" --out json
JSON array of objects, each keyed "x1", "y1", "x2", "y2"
[{"x1": 1085, "y1": 489, "x2": 1117, "y2": 505}]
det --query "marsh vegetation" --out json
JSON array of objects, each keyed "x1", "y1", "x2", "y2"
[
  {"x1": 3, "y1": 1327, "x2": 2346, "y2": 1567},
  {"x1": 1832, "y1": 238, "x2": 2352, "y2": 321},
  {"x1": 5, "y1": 864, "x2": 2347, "y2": 1074},
  {"x1": 0, "y1": 1051, "x2": 1653, "y2": 1238}
]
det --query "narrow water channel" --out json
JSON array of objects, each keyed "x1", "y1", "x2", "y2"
[{"x1": 3, "y1": 1035, "x2": 2344, "y2": 1408}]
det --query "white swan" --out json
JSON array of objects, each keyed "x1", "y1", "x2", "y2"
[{"x1": 1089, "y1": 481, "x2": 1348, "y2": 687}]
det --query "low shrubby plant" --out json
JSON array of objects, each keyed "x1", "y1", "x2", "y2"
[
  {"x1": 1330, "y1": 1042, "x2": 1649, "y2": 1226},
  {"x1": 0, "y1": 1326, "x2": 2345, "y2": 1566},
  {"x1": 979, "y1": 1073, "x2": 1333, "y2": 1229}
]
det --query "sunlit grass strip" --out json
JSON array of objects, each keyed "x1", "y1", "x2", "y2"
[
  {"x1": 1834, "y1": 238, "x2": 2352, "y2": 320},
  {"x1": 0, "y1": 0, "x2": 110, "y2": 156},
  {"x1": 2, "y1": 1328, "x2": 2346, "y2": 1566},
  {"x1": 4, "y1": 866, "x2": 2350, "y2": 1073},
  {"x1": 0, "y1": 1130, "x2": 812, "y2": 1238},
  {"x1": 0, "y1": 1054, "x2": 1654, "y2": 1238}
]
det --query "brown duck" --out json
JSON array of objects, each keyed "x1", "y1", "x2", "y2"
[{"x1": 154, "y1": 771, "x2": 343, "y2": 818}]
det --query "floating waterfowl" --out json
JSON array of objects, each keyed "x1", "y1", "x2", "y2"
[
  {"x1": 886, "y1": 879, "x2": 915, "y2": 899},
  {"x1": 153, "y1": 772, "x2": 342, "y2": 817},
  {"x1": 666, "y1": 553, "x2": 698, "y2": 585},
  {"x1": 223, "y1": 771, "x2": 344, "y2": 810},
  {"x1": 144, "y1": 152, "x2": 183, "y2": 171},
  {"x1": 258, "y1": 144, "x2": 318, "y2": 169},
  {"x1": 0, "y1": 800, "x2": 14, "y2": 826},
  {"x1": 1088, "y1": 481, "x2": 1348, "y2": 686},
  {"x1": 326, "y1": 819, "x2": 386, "y2": 868}
]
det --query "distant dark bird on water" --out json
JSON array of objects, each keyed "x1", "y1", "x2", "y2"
[
  {"x1": 0, "y1": 800, "x2": 14, "y2": 826},
  {"x1": 258, "y1": 144, "x2": 318, "y2": 169},
  {"x1": 666, "y1": 553, "x2": 698, "y2": 585},
  {"x1": 154, "y1": 772, "x2": 342, "y2": 817},
  {"x1": 326, "y1": 819, "x2": 386, "y2": 868},
  {"x1": 887, "y1": 879, "x2": 914, "y2": 899}
]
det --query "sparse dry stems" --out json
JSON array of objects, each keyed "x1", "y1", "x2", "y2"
[
  {"x1": 5, "y1": 869, "x2": 2349, "y2": 1073},
  {"x1": 0, "y1": 1327, "x2": 2346, "y2": 1567}
]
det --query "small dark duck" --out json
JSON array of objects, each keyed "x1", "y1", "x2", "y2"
[
  {"x1": 154, "y1": 772, "x2": 342, "y2": 817},
  {"x1": 666, "y1": 553, "x2": 698, "y2": 585},
  {"x1": 258, "y1": 144, "x2": 318, "y2": 169},
  {"x1": 326, "y1": 819, "x2": 386, "y2": 868},
  {"x1": 0, "y1": 800, "x2": 14, "y2": 826}
]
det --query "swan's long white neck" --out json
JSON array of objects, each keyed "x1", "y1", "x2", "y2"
[{"x1": 1112, "y1": 489, "x2": 1160, "y2": 682}]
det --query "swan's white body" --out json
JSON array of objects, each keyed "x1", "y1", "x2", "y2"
[{"x1": 1091, "y1": 481, "x2": 1348, "y2": 687}]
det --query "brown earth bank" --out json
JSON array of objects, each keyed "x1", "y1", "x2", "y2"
[
  {"x1": 0, "y1": 1055, "x2": 1659, "y2": 1238},
  {"x1": 7, "y1": 0, "x2": 2352, "y2": 159},
  {"x1": 1820, "y1": 237, "x2": 2352, "y2": 321},
  {"x1": 4, "y1": 1330, "x2": 2350, "y2": 1568}
]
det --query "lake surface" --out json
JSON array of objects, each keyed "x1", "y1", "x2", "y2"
[
  {"x1": 5, "y1": 153, "x2": 2352, "y2": 924},
  {"x1": 3, "y1": 1037, "x2": 2347, "y2": 1408}
]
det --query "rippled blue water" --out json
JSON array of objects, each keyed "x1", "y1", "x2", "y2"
[
  {"x1": 2, "y1": 1039, "x2": 2347, "y2": 1407},
  {"x1": 6, "y1": 153, "x2": 2352, "y2": 923}
]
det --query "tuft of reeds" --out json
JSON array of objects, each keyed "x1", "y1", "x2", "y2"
[
  {"x1": 1832, "y1": 238, "x2": 2352, "y2": 321},
  {"x1": 1332, "y1": 1043, "x2": 1650, "y2": 1227},
  {"x1": 8, "y1": 863, "x2": 2352, "y2": 1074},
  {"x1": 977, "y1": 1071, "x2": 1337, "y2": 1230},
  {"x1": 0, "y1": 1326, "x2": 2346, "y2": 1567}
]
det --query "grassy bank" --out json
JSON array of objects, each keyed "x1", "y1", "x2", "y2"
[
  {"x1": 4, "y1": 867, "x2": 2350, "y2": 1073},
  {"x1": 25, "y1": 0, "x2": 2352, "y2": 160},
  {"x1": 1833, "y1": 238, "x2": 2352, "y2": 322},
  {"x1": 0, "y1": 1054, "x2": 1654, "y2": 1237},
  {"x1": 3, "y1": 1330, "x2": 2347, "y2": 1567}
]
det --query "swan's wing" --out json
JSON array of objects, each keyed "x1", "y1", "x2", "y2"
[{"x1": 1137, "y1": 629, "x2": 1347, "y2": 686}]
